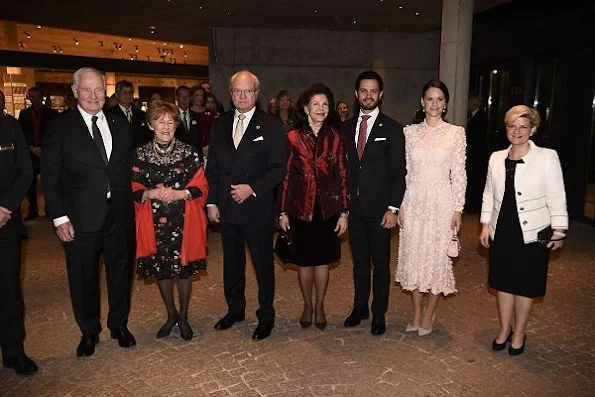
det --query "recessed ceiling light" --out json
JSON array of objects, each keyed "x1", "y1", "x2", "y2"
[
  {"x1": 128, "y1": 37, "x2": 132, "y2": 41},
  {"x1": 399, "y1": 6, "x2": 403, "y2": 10},
  {"x1": 353, "y1": 20, "x2": 357, "y2": 24},
  {"x1": 25, "y1": 32, "x2": 31, "y2": 39},
  {"x1": 415, "y1": 12, "x2": 420, "y2": 16},
  {"x1": 37, "y1": 25, "x2": 42, "y2": 29},
  {"x1": 179, "y1": 44, "x2": 184, "y2": 48}
]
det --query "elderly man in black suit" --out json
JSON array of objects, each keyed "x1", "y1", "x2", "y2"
[
  {"x1": 340, "y1": 71, "x2": 406, "y2": 335},
  {"x1": 206, "y1": 70, "x2": 286, "y2": 340},
  {"x1": 18, "y1": 87, "x2": 59, "y2": 221},
  {"x1": 174, "y1": 85, "x2": 203, "y2": 153},
  {"x1": 0, "y1": 90, "x2": 38, "y2": 375},
  {"x1": 106, "y1": 80, "x2": 152, "y2": 149},
  {"x1": 42, "y1": 67, "x2": 136, "y2": 358}
]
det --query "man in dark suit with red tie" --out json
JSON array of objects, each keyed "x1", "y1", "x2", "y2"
[
  {"x1": 174, "y1": 85, "x2": 203, "y2": 154},
  {"x1": 206, "y1": 70, "x2": 286, "y2": 340},
  {"x1": 340, "y1": 71, "x2": 406, "y2": 335},
  {"x1": 42, "y1": 67, "x2": 136, "y2": 358},
  {"x1": 18, "y1": 87, "x2": 59, "y2": 220},
  {"x1": 106, "y1": 80, "x2": 152, "y2": 149}
]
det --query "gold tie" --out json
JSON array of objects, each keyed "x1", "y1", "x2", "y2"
[
  {"x1": 125, "y1": 108, "x2": 132, "y2": 123},
  {"x1": 233, "y1": 113, "x2": 246, "y2": 149}
]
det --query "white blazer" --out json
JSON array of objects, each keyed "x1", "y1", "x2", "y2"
[{"x1": 480, "y1": 141, "x2": 568, "y2": 243}]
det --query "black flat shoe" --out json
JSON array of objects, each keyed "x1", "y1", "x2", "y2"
[
  {"x1": 371, "y1": 315, "x2": 386, "y2": 336},
  {"x1": 252, "y1": 321, "x2": 274, "y2": 340},
  {"x1": 178, "y1": 319, "x2": 194, "y2": 341},
  {"x1": 214, "y1": 313, "x2": 245, "y2": 330},
  {"x1": 110, "y1": 327, "x2": 137, "y2": 348},
  {"x1": 76, "y1": 333, "x2": 99, "y2": 357},
  {"x1": 509, "y1": 335, "x2": 526, "y2": 356},
  {"x1": 2, "y1": 354, "x2": 38, "y2": 376},
  {"x1": 156, "y1": 315, "x2": 179, "y2": 339},
  {"x1": 344, "y1": 309, "x2": 369, "y2": 327},
  {"x1": 492, "y1": 328, "x2": 513, "y2": 351}
]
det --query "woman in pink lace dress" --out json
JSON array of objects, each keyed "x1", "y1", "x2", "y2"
[{"x1": 395, "y1": 79, "x2": 466, "y2": 336}]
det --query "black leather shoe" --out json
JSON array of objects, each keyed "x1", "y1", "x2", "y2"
[
  {"x1": 156, "y1": 315, "x2": 179, "y2": 339},
  {"x1": 371, "y1": 315, "x2": 386, "y2": 336},
  {"x1": 252, "y1": 322, "x2": 274, "y2": 340},
  {"x1": 214, "y1": 313, "x2": 245, "y2": 330},
  {"x1": 178, "y1": 319, "x2": 194, "y2": 341},
  {"x1": 344, "y1": 309, "x2": 369, "y2": 327},
  {"x1": 509, "y1": 335, "x2": 526, "y2": 356},
  {"x1": 110, "y1": 327, "x2": 137, "y2": 348},
  {"x1": 76, "y1": 333, "x2": 99, "y2": 357},
  {"x1": 23, "y1": 212, "x2": 39, "y2": 221},
  {"x1": 2, "y1": 354, "x2": 38, "y2": 376},
  {"x1": 492, "y1": 328, "x2": 513, "y2": 351}
]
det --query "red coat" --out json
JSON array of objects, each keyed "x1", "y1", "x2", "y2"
[{"x1": 278, "y1": 126, "x2": 349, "y2": 221}]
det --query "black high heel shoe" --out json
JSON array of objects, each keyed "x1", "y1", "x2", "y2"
[
  {"x1": 299, "y1": 305, "x2": 313, "y2": 329},
  {"x1": 178, "y1": 318, "x2": 194, "y2": 341},
  {"x1": 156, "y1": 314, "x2": 179, "y2": 339},
  {"x1": 314, "y1": 308, "x2": 327, "y2": 331},
  {"x1": 508, "y1": 335, "x2": 526, "y2": 356},
  {"x1": 492, "y1": 328, "x2": 513, "y2": 351}
]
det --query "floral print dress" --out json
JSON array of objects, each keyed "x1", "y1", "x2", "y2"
[
  {"x1": 132, "y1": 139, "x2": 206, "y2": 279},
  {"x1": 395, "y1": 119, "x2": 466, "y2": 295}
]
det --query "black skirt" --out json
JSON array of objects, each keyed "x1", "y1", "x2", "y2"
[
  {"x1": 488, "y1": 158, "x2": 550, "y2": 298},
  {"x1": 289, "y1": 199, "x2": 340, "y2": 267}
]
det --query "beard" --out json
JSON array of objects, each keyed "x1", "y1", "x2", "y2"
[{"x1": 358, "y1": 98, "x2": 378, "y2": 111}]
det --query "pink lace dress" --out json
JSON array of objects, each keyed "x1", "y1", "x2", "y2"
[{"x1": 395, "y1": 119, "x2": 466, "y2": 295}]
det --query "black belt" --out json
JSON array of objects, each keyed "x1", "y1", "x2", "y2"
[{"x1": 107, "y1": 197, "x2": 112, "y2": 205}]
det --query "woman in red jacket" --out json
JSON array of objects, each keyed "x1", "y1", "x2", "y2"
[{"x1": 278, "y1": 83, "x2": 349, "y2": 330}]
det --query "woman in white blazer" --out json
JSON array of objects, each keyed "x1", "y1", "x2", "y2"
[{"x1": 480, "y1": 105, "x2": 568, "y2": 356}]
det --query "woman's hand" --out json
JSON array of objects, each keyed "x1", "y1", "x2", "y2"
[
  {"x1": 479, "y1": 223, "x2": 490, "y2": 248},
  {"x1": 451, "y1": 211, "x2": 462, "y2": 233},
  {"x1": 547, "y1": 230, "x2": 565, "y2": 250},
  {"x1": 335, "y1": 215, "x2": 348, "y2": 236},
  {"x1": 160, "y1": 188, "x2": 187, "y2": 204},
  {"x1": 396, "y1": 207, "x2": 405, "y2": 229},
  {"x1": 279, "y1": 214, "x2": 290, "y2": 231}
]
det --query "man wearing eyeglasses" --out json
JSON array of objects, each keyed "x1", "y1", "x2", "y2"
[{"x1": 206, "y1": 70, "x2": 286, "y2": 340}]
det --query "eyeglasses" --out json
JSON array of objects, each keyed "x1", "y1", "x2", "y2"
[
  {"x1": 231, "y1": 88, "x2": 258, "y2": 96},
  {"x1": 506, "y1": 125, "x2": 531, "y2": 133}
]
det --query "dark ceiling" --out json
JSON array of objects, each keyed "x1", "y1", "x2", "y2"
[{"x1": 4, "y1": 0, "x2": 512, "y2": 47}]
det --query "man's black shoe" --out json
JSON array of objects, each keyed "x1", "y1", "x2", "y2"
[
  {"x1": 371, "y1": 315, "x2": 386, "y2": 336},
  {"x1": 110, "y1": 327, "x2": 137, "y2": 348},
  {"x1": 76, "y1": 333, "x2": 99, "y2": 357},
  {"x1": 2, "y1": 354, "x2": 38, "y2": 376},
  {"x1": 252, "y1": 322, "x2": 274, "y2": 340},
  {"x1": 214, "y1": 313, "x2": 245, "y2": 330},
  {"x1": 343, "y1": 310, "x2": 369, "y2": 327}
]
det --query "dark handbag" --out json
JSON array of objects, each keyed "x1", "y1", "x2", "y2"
[
  {"x1": 537, "y1": 225, "x2": 566, "y2": 248},
  {"x1": 274, "y1": 230, "x2": 296, "y2": 264}
]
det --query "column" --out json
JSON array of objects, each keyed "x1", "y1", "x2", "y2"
[{"x1": 439, "y1": 0, "x2": 474, "y2": 127}]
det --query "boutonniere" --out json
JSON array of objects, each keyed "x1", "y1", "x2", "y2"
[{"x1": 256, "y1": 125, "x2": 261, "y2": 130}]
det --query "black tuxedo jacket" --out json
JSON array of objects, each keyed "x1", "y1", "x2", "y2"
[
  {"x1": 18, "y1": 106, "x2": 59, "y2": 147},
  {"x1": 341, "y1": 112, "x2": 406, "y2": 217},
  {"x1": 206, "y1": 109, "x2": 287, "y2": 225},
  {"x1": 175, "y1": 108, "x2": 203, "y2": 152},
  {"x1": 41, "y1": 109, "x2": 135, "y2": 233},
  {"x1": 466, "y1": 109, "x2": 488, "y2": 162},
  {"x1": 0, "y1": 114, "x2": 33, "y2": 236},
  {"x1": 106, "y1": 105, "x2": 152, "y2": 148}
]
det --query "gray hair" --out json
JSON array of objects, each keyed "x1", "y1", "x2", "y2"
[
  {"x1": 229, "y1": 70, "x2": 260, "y2": 91},
  {"x1": 72, "y1": 67, "x2": 106, "y2": 89}
]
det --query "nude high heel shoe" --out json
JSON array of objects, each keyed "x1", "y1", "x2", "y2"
[{"x1": 417, "y1": 312, "x2": 436, "y2": 337}]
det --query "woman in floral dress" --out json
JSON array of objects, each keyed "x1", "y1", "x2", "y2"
[
  {"x1": 395, "y1": 80, "x2": 466, "y2": 336},
  {"x1": 132, "y1": 100, "x2": 208, "y2": 341}
]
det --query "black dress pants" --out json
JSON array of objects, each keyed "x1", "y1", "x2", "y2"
[
  {"x1": 64, "y1": 203, "x2": 134, "y2": 334},
  {"x1": 220, "y1": 223, "x2": 275, "y2": 324},
  {"x1": 348, "y1": 212, "x2": 391, "y2": 316}
]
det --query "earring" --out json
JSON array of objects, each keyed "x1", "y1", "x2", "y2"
[
  {"x1": 422, "y1": 107, "x2": 425, "y2": 112},
  {"x1": 442, "y1": 106, "x2": 447, "y2": 113}
]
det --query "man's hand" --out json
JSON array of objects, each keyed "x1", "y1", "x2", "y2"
[
  {"x1": 0, "y1": 206, "x2": 12, "y2": 229},
  {"x1": 56, "y1": 221, "x2": 75, "y2": 242},
  {"x1": 380, "y1": 210, "x2": 397, "y2": 229},
  {"x1": 230, "y1": 184, "x2": 254, "y2": 204},
  {"x1": 207, "y1": 205, "x2": 220, "y2": 223},
  {"x1": 30, "y1": 146, "x2": 41, "y2": 157}
]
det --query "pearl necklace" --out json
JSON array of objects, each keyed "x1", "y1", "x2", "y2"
[{"x1": 152, "y1": 138, "x2": 176, "y2": 157}]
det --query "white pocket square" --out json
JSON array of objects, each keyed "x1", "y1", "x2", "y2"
[
  {"x1": 253, "y1": 136, "x2": 264, "y2": 141},
  {"x1": 191, "y1": 120, "x2": 198, "y2": 125},
  {"x1": 374, "y1": 137, "x2": 387, "y2": 141}
]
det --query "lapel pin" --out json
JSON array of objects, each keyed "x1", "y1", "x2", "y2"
[
  {"x1": 378, "y1": 123, "x2": 383, "y2": 127},
  {"x1": 256, "y1": 125, "x2": 261, "y2": 130}
]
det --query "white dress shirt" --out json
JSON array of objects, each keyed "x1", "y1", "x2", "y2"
[
  {"x1": 354, "y1": 106, "x2": 380, "y2": 146},
  {"x1": 179, "y1": 107, "x2": 190, "y2": 130}
]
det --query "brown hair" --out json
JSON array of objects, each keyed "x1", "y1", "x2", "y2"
[
  {"x1": 146, "y1": 100, "x2": 180, "y2": 127},
  {"x1": 504, "y1": 105, "x2": 541, "y2": 129}
]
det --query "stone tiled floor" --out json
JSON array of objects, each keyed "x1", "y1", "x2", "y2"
[{"x1": 1, "y1": 214, "x2": 594, "y2": 396}]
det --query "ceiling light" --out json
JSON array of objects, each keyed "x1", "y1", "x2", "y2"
[
  {"x1": 74, "y1": 38, "x2": 79, "y2": 45},
  {"x1": 19, "y1": 42, "x2": 24, "y2": 50},
  {"x1": 353, "y1": 20, "x2": 357, "y2": 24},
  {"x1": 179, "y1": 44, "x2": 184, "y2": 48},
  {"x1": 415, "y1": 12, "x2": 420, "y2": 16},
  {"x1": 25, "y1": 32, "x2": 31, "y2": 39},
  {"x1": 98, "y1": 40, "x2": 104, "y2": 47},
  {"x1": 37, "y1": 25, "x2": 42, "y2": 29},
  {"x1": 135, "y1": 45, "x2": 139, "y2": 52},
  {"x1": 52, "y1": 46, "x2": 57, "y2": 53},
  {"x1": 399, "y1": 6, "x2": 403, "y2": 10},
  {"x1": 128, "y1": 38, "x2": 132, "y2": 41},
  {"x1": 184, "y1": 52, "x2": 187, "y2": 58}
]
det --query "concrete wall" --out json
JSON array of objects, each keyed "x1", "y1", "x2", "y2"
[{"x1": 208, "y1": 27, "x2": 440, "y2": 125}]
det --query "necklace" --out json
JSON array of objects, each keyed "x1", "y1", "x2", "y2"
[{"x1": 153, "y1": 138, "x2": 176, "y2": 157}]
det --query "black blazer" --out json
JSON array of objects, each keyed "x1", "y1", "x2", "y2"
[
  {"x1": 0, "y1": 114, "x2": 33, "y2": 236},
  {"x1": 106, "y1": 105, "x2": 152, "y2": 148},
  {"x1": 206, "y1": 109, "x2": 287, "y2": 225},
  {"x1": 41, "y1": 109, "x2": 134, "y2": 233},
  {"x1": 466, "y1": 109, "x2": 488, "y2": 163},
  {"x1": 341, "y1": 112, "x2": 406, "y2": 217},
  {"x1": 175, "y1": 108, "x2": 203, "y2": 152},
  {"x1": 18, "y1": 106, "x2": 59, "y2": 147}
]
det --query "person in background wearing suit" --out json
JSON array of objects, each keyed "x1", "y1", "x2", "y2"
[
  {"x1": 106, "y1": 80, "x2": 152, "y2": 149},
  {"x1": 18, "y1": 87, "x2": 59, "y2": 221},
  {"x1": 174, "y1": 85, "x2": 203, "y2": 155},
  {"x1": 480, "y1": 105, "x2": 568, "y2": 356},
  {"x1": 466, "y1": 95, "x2": 489, "y2": 214},
  {"x1": 206, "y1": 70, "x2": 287, "y2": 340},
  {"x1": 0, "y1": 90, "x2": 37, "y2": 375},
  {"x1": 341, "y1": 71, "x2": 406, "y2": 335},
  {"x1": 42, "y1": 67, "x2": 137, "y2": 358}
]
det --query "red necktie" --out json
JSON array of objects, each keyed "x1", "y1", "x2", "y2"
[{"x1": 357, "y1": 115, "x2": 371, "y2": 159}]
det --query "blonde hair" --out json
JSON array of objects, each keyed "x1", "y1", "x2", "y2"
[
  {"x1": 146, "y1": 100, "x2": 180, "y2": 127},
  {"x1": 504, "y1": 105, "x2": 541, "y2": 129}
]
